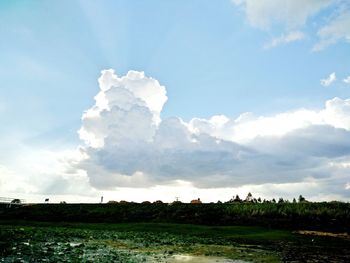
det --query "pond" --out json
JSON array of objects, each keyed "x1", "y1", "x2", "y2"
[{"x1": 165, "y1": 254, "x2": 250, "y2": 263}]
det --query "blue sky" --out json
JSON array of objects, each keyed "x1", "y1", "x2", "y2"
[{"x1": 1, "y1": 0, "x2": 350, "y2": 202}]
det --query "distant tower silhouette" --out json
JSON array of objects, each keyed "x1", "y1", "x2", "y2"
[{"x1": 100, "y1": 196, "x2": 104, "y2": 203}]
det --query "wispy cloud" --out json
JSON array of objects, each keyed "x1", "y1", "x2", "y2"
[
  {"x1": 320, "y1": 72, "x2": 336, "y2": 86},
  {"x1": 264, "y1": 31, "x2": 305, "y2": 49},
  {"x1": 313, "y1": 11, "x2": 350, "y2": 51},
  {"x1": 344, "y1": 76, "x2": 350, "y2": 84},
  {"x1": 232, "y1": 0, "x2": 334, "y2": 30},
  {"x1": 233, "y1": 0, "x2": 350, "y2": 51}
]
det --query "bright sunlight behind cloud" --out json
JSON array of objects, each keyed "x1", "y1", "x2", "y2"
[
  {"x1": 64, "y1": 69, "x2": 350, "y2": 201},
  {"x1": 1, "y1": 1, "x2": 349, "y2": 203}
]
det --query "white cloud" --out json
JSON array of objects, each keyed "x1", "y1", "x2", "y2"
[
  {"x1": 65, "y1": 69, "x2": 350, "y2": 201},
  {"x1": 79, "y1": 69, "x2": 167, "y2": 148},
  {"x1": 0, "y1": 146, "x2": 98, "y2": 203},
  {"x1": 313, "y1": 11, "x2": 350, "y2": 51},
  {"x1": 232, "y1": 0, "x2": 334, "y2": 30},
  {"x1": 190, "y1": 97, "x2": 350, "y2": 142},
  {"x1": 0, "y1": 165, "x2": 28, "y2": 193},
  {"x1": 2, "y1": 69, "x2": 350, "y2": 201},
  {"x1": 263, "y1": 31, "x2": 305, "y2": 49},
  {"x1": 320, "y1": 72, "x2": 337, "y2": 86},
  {"x1": 233, "y1": 0, "x2": 350, "y2": 50},
  {"x1": 344, "y1": 76, "x2": 350, "y2": 84}
]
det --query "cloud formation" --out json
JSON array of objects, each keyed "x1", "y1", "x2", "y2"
[
  {"x1": 344, "y1": 76, "x2": 350, "y2": 84},
  {"x1": 71, "y1": 70, "x2": 350, "y2": 200},
  {"x1": 321, "y1": 72, "x2": 337, "y2": 86},
  {"x1": 313, "y1": 11, "x2": 350, "y2": 51},
  {"x1": 233, "y1": 0, "x2": 350, "y2": 50},
  {"x1": 233, "y1": 0, "x2": 333, "y2": 29},
  {"x1": 263, "y1": 31, "x2": 305, "y2": 49}
]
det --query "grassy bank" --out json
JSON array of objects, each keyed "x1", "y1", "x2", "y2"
[{"x1": 1, "y1": 202, "x2": 349, "y2": 232}]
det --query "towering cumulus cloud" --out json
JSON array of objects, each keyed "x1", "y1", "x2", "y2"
[{"x1": 75, "y1": 70, "x2": 350, "y2": 198}]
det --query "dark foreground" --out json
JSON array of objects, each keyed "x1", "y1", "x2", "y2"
[
  {"x1": 1, "y1": 221, "x2": 350, "y2": 262},
  {"x1": 1, "y1": 202, "x2": 349, "y2": 232},
  {"x1": 0, "y1": 202, "x2": 349, "y2": 262}
]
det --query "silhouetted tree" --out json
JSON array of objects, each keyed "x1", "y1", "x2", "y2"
[
  {"x1": 11, "y1": 199, "x2": 21, "y2": 204},
  {"x1": 298, "y1": 195, "x2": 306, "y2": 203},
  {"x1": 245, "y1": 192, "x2": 253, "y2": 202},
  {"x1": 231, "y1": 194, "x2": 242, "y2": 203}
]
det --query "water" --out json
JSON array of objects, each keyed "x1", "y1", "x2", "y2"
[{"x1": 165, "y1": 254, "x2": 250, "y2": 263}]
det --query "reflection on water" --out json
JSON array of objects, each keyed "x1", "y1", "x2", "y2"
[{"x1": 166, "y1": 254, "x2": 250, "y2": 263}]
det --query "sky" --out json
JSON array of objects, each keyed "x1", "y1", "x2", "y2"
[{"x1": 0, "y1": 0, "x2": 350, "y2": 203}]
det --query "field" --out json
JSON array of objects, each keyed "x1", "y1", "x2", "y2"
[
  {"x1": 1, "y1": 221, "x2": 350, "y2": 262},
  {"x1": 1, "y1": 202, "x2": 350, "y2": 262}
]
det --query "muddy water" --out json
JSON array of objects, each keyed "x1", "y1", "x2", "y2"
[{"x1": 165, "y1": 254, "x2": 250, "y2": 263}]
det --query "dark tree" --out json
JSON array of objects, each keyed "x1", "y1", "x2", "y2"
[
  {"x1": 11, "y1": 199, "x2": 21, "y2": 204},
  {"x1": 245, "y1": 192, "x2": 253, "y2": 202},
  {"x1": 233, "y1": 194, "x2": 242, "y2": 202},
  {"x1": 298, "y1": 195, "x2": 306, "y2": 203}
]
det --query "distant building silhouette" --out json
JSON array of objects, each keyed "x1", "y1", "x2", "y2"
[{"x1": 191, "y1": 198, "x2": 202, "y2": 204}]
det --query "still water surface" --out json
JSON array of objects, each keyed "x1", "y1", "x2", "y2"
[{"x1": 165, "y1": 254, "x2": 250, "y2": 263}]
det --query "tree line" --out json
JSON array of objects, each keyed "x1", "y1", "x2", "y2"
[{"x1": 225, "y1": 192, "x2": 307, "y2": 204}]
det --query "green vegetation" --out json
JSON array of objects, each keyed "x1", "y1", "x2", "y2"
[
  {"x1": 1, "y1": 222, "x2": 349, "y2": 262},
  {"x1": 1, "y1": 201, "x2": 349, "y2": 261},
  {"x1": 1, "y1": 202, "x2": 349, "y2": 232}
]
